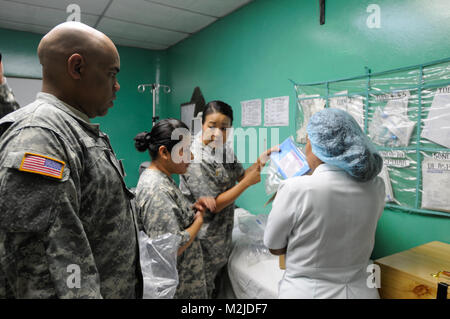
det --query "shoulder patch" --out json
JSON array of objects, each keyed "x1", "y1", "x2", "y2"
[{"x1": 19, "y1": 152, "x2": 65, "y2": 179}]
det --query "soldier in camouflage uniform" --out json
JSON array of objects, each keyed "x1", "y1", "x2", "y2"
[
  {"x1": 0, "y1": 55, "x2": 21, "y2": 119},
  {"x1": 0, "y1": 22, "x2": 142, "y2": 298},
  {"x1": 134, "y1": 119, "x2": 214, "y2": 299},
  {"x1": 179, "y1": 101, "x2": 277, "y2": 298}
]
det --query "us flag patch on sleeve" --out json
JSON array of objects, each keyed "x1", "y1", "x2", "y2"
[{"x1": 19, "y1": 153, "x2": 65, "y2": 179}]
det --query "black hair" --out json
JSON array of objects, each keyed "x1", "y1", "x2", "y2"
[
  {"x1": 202, "y1": 100, "x2": 233, "y2": 125},
  {"x1": 134, "y1": 118, "x2": 189, "y2": 160}
]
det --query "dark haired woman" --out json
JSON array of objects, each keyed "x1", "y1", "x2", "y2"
[
  {"x1": 179, "y1": 101, "x2": 278, "y2": 298},
  {"x1": 134, "y1": 118, "x2": 215, "y2": 299}
]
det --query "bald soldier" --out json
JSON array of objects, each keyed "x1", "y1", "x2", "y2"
[{"x1": 0, "y1": 22, "x2": 142, "y2": 298}]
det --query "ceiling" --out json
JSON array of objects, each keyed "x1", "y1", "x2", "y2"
[{"x1": 0, "y1": 0, "x2": 253, "y2": 50}]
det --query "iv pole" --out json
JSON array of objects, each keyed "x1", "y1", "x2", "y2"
[{"x1": 137, "y1": 83, "x2": 171, "y2": 126}]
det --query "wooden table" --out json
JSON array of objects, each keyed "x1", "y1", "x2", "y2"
[{"x1": 375, "y1": 241, "x2": 450, "y2": 299}]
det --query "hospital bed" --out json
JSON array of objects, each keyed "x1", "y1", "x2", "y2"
[{"x1": 222, "y1": 208, "x2": 285, "y2": 299}]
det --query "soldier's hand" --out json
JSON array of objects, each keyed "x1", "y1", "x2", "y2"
[
  {"x1": 243, "y1": 164, "x2": 261, "y2": 187},
  {"x1": 193, "y1": 211, "x2": 204, "y2": 223},
  {"x1": 194, "y1": 196, "x2": 216, "y2": 213},
  {"x1": 257, "y1": 145, "x2": 280, "y2": 169}
]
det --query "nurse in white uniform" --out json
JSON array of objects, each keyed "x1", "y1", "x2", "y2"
[{"x1": 264, "y1": 108, "x2": 385, "y2": 299}]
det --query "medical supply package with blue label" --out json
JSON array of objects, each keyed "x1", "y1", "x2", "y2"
[{"x1": 270, "y1": 136, "x2": 310, "y2": 179}]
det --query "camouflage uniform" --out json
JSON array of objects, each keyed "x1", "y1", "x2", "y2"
[
  {"x1": 0, "y1": 80, "x2": 20, "y2": 119},
  {"x1": 0, "y1": 93, "x2": 141, "y2": 299},
  {"x1": 179, "y1": 136, "x2": 245, "y2": 298},
  {"x1": 135, "y1": 168, "x2": 207, "y2": 299}
]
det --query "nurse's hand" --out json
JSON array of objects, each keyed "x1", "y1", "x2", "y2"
[{"x1": 257, "y1": 145, "x2": 280, "y2": 169}]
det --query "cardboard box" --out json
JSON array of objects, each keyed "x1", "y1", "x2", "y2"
[{"x1": 374, "y1": 241, "x2": 450, "y2": 299}]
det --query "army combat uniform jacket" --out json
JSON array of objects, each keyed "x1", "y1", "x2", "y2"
[
  {"x1": 135, "y1": 168, "x2": 207, "y2": 299},
  {"x1": 0, "y1": 80, "x2": 20, "y2": 119},
  {"x1": 0, "y1": 93, "x2": 141, "y2": 299},
  {"x1": 179, "y1": 136, "x2": 245, "y2": 297}
]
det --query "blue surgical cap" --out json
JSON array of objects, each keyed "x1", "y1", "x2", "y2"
[{"x1": 306, "y1": 108, "x2": 383, "y2": 182}]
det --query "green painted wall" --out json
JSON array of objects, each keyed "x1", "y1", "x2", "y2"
[
  {"x1": 1, "y1": 0, "x2": 449, "y2": 259},
  {"x1": 166, "y1": 0, "x2": 450, "y2": 259},
  {"x1": 0, "y1": 28, "x2": 165, "y2": 188}
]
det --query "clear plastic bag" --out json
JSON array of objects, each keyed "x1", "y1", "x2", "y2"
[
  {"x1": 237, "y1": 213, "x2": 272, "y2": 266},
  {"x1": 292, "y1": 59, "x2": 450, "y2": 216},
  {"x1": 238, "y1": 213, "x2": 267, "y2": 242},
  {"x1": 264, "y1": 136, "x2": 309, "y2": 196},
  {"x1": 296, "y1": 93, "x2": 326, "y2": 144},
  {"x1": 264, "y1": 159, "x2": 284, "y2": 196},
  {"x1": 244, "y1": 240, "x2": 271, "y2": 267},
  {"x1": 138, "y1": 231, "x2": 180, "y2": 299},
  {"x1": 368, "y1": 106, "x2": 416, "y2": 148}
]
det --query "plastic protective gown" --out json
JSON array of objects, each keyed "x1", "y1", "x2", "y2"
[{"x1": 136, "y1": 168, "x2": 208, "y2": 299}]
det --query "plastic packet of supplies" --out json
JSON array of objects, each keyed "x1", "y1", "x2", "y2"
[
  {"x1": 264, "y1": 137, "x2": 310, "y2": 205},
  {"x1": 138, "y1": 231, "x2": 180, "y2": 299},
  {"x1": 270, "y1": 136, "x2": 310, "y2": 179}
]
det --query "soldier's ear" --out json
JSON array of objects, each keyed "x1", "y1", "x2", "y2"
[
  {"x1": 158, "y1": 145, "x2": 170, "y2": 160},
  {"x1": 67, "y1": 53, "x2": 84, "y2": 80}
]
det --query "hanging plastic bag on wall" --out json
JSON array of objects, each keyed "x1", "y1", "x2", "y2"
[
  {"x1": 369, "y1": 105, "x2": 416, "y2": 148},
  {"x1": 138, "y1": 231, "x2": 180, "y2": 299},
  {"x1": 296, "y1": 94, "x2": 326, "y2": 144}
]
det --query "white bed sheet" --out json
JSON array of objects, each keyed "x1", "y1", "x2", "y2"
[{"x1": 225, "y1": 208, "x2": 285, "y2": 299}]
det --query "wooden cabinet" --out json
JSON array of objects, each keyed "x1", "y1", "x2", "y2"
[{"x1": 375, "y1": 241, "x2": 450, "y2": 299}]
